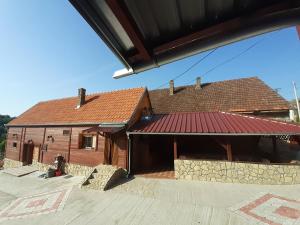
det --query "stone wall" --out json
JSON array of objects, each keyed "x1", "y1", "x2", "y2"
[
  {"x1": 32, "y1": 160, "x2": 94, "y2": 177},
  {"x1": 175, "y1": 159, "x2": 300, "y2": 185},
  {"x1": 3, "y1": 158, "x2": 23, "y2": 169}
]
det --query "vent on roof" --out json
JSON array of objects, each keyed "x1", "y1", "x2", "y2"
[{"x1": 77, "y1": 88, "x2": 86, "y2": 108}]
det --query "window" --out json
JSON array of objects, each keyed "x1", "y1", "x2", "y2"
[
  {"x1": 63, "y1": 130, "x2": 70, "y2": 136},
  {"x1": 82, "y1": 135, "x2": 97, "y2": 150},
  {"x1": 13, "y1": 142, "x2": 17, "y2": 148}
]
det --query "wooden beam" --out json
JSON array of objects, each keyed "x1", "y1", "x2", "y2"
[
  {"x1": 173, "y1": 136, "x2": 178, "y2": 159},
  {"x1": 105, "y1": 0, "x2": 151, "y2": 61},
  {"x1": 212, "y1": 136, "x2": 232, "y2": 161},
  {"x1": 226, "y1": 142, "x2": 233, "y2": 162},
  {"x1": 154, "y1": 2, "x2": 293, "y2": 55},
  {"x1": 67, "y1": 128, "x2": 72, "y2": 163},
  {"x1": 272, "y1": 136, "x2": 278, "y2": 157}
]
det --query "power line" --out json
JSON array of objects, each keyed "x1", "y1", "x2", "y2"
[
  {"x1": 155, "y1": 48, "x2": 218, "y2": 89},
  {"x1": 183, "y1": 38, "x2": 265, "y2": 85}
]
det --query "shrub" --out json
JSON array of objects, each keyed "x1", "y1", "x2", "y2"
[{"x1": 0, "y1": 140, "x2": 5, "y2": 160}]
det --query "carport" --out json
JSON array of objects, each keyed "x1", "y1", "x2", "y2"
[{"x1": 127, "y1": 112, "x2": 300, "y2": 177}]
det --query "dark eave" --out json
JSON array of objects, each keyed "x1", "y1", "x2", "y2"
[{"x1": 69, "y1": 0, "x2": 300, "y2": 77}]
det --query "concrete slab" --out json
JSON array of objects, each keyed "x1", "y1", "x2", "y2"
[
  {"x1": 1, "y1": 172, "x2": 300, "y2": 225},
  {"x1": 2, "y1": 166, "x2": 37, "y2": 177}
]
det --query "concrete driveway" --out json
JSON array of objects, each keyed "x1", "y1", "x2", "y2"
[{"x1": 1, "y1": 170, "x2": 300, "y2": 225}]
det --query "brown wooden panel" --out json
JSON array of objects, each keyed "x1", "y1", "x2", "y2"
[
  {"x1": 69, "y1": 149, "x2": 103, "y2": 167},
  {"x1": 5, "y1": 128, "x2": 23, "y2": 160},
  {"x1": 70, "y1": 127, "x2": 91, "y2": 149},
  {"x1": 24, "y1": 128, "x2": 45, "y2": 145},
  {"x1": 5, "y1": 148, "x2": 19, "y2": 161},
  {"x1": 42, "y1": 127, "x2": 71, "y2": 162}
]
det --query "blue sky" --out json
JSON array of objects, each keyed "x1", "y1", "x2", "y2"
[{"x1": 0, "y1": 0, "x2": 300, "y2": 116}]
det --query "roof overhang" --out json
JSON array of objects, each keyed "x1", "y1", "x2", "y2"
[
  {"x1": 127, "y1": 132, "x2": 300, "y2": 136},
  {"x1": 6, "y1": 122, "x2": 127, "y2": 128},
  {"x1": 128, "y1": 112, "x2": 300, "y2": 136},
  {"x1": 83, "y1": 123, "x2": 126, "y2": 134},
  {"x1": 69, "y1": 0, "x2": 300, "y2": 78}
]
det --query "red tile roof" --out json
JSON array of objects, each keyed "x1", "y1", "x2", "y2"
[
  {"x1": 149, "y1": 77, "x2": 290, "y2": 114},
  {"x1": 8, "y1": 88, "x2": 145, "y2": 126},
  {"x1": 130, "y1": 112, "x2": 300, "y2": 135}
]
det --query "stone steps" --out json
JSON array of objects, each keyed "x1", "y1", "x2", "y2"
[{"x1": 81, "y1": 164, "x2": 126, "y2": 191}]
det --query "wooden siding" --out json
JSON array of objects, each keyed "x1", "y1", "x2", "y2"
[
  {"x1": 5, "y1": 127, "x2": 23, "y2": 161},
  {"x1": 42, "y1": 127, "x2": 71, "y2": 164},
  {"x1": 6, "y1": 126, "x2": 128, "y2": 168},
  {"x1": 69, "y1": 127, "x2": 104, "y2": 167}
]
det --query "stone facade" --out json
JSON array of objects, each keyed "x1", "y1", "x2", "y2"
[
  {"x1": 31, "y1": 160, "x2": 94, "y2": 177},
  {"x1": 82, "y1": 164, "x2": 126, "y2": 191},
  {"x1": 175, "y1": 159, "x2": 300, "y2": 185},
  {"x1": 3, "y1": 158, "x2": 23, "y2": 169},
  {"x1": 31, "y1": 160, "x2": 125, "y2": 190}
]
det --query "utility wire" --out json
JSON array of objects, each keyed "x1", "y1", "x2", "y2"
[
  {"x1": 183, "y1": 38, "x2": 265, "y2": 85},
  {"x1": 155, "y1": 48, "x2": 218, "y2": 89}
]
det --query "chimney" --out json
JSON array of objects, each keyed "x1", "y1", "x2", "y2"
[
  {"x1": 169, "y1": 80, "x2": 174, "y2": 95},
  {"x1": 195, "y1": 77, "x2": 201, "y2": 90},
  {"x1": 77, "y1": 88, "x2": 86, "y2": 108}
]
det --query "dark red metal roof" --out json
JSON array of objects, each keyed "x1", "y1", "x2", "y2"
[{"x1": 129, "y1": 112, "x2": 300, "y2": 135}]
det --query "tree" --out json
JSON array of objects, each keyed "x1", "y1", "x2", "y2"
[{"x1": 0, "y1": 115, "x2": 14, "y2": 159}]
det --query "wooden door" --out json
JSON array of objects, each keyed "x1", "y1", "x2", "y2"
[
  {"x1": 103, "y1": 135, "x2": 118, "y2": 166},
  {"x1": 22, "y1": 144, "x2": 34, "y2": 165}
]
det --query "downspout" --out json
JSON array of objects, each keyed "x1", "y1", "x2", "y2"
[{"x1": 127, "y1": 133, "x2": 132, "y2": 177}]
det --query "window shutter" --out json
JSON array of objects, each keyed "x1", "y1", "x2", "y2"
[
  {"x1": 78, "y1": 133, "x2": 83, "y2": 149},
  {"x1": 92, "y1": 136, "x2": 97, "y2": 149}
]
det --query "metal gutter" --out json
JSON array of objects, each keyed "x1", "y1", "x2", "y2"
[
  {"x1": 69, "y1": 0, "x2": 131, "y2": 70},
  {"x1": 6, "y1": 122, "x2": 127, "y2": 128},
  {"x1": 127, "y1": 133, "x2": 132, "y2": 177},
  {"x1": 99, "y1": 122, "x2": 127, "y2": 128}
]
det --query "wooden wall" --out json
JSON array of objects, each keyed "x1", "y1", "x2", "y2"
[
  {"x1": 6, "y1": 127, "x2": 23, "y2": 161},
  {"x1": 69, "y1": 127, "x2": 105, "y2": 167},
  {"x1": 5, "y1": 90, "x2": 151, "y2": 169},
  {"x1": 5, "y1": 126, "x2": 129, "y2": 169}
]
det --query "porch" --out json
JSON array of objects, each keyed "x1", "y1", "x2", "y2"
[{"x1": 127, "y1": 112, "x2": 300, "y2": 184}]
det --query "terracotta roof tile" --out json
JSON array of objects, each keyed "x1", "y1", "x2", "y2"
[
  {"x1": 149, "y1": 77, "x2": 289, "y2": 114},
  {"x1": 8, "y1": 88, "x2": 145, "y2": 126}
]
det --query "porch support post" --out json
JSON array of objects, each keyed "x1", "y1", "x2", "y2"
[
  {"x1": 226, "y1": 139, "x2": 233, "y2": 161},
  {"x1": 173, "y1": 136, "x2": 178, "y2": 159},
  {"x1": 272, "y1": 136, "x2": 278, "y2": 160}
]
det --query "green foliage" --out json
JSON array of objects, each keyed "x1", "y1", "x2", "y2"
[
  {"x1": 0, "y1": 140, "x2": 5, "y2": 159},
  {"x1": 0, "y1": 115, "x2": 14, "y2": 159}
]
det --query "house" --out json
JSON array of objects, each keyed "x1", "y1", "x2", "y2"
[
  {"x1": 4, "y1": 76, "x2": 300, "y2": 185},
  {"x1": 149, "y1": 77, "x2": 290, "y2": 120},
  {"x1": 5, "y1": 87, "x2": 151, "y2": 172}
]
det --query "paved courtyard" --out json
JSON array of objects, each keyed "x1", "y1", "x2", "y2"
[{"x1": 1, "y1": 170, "x2": 300, "y2": 225}]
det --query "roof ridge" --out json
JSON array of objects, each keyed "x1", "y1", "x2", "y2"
[
  {"x1": 39, "y1": 87, "x2": 145, "y2": 104},
  {"x1": 150, "y1": 76, "x2": 260, "y2": 91},
  {"x1": 223, "y1": 111, "x2": 299, "y2": 127}
]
